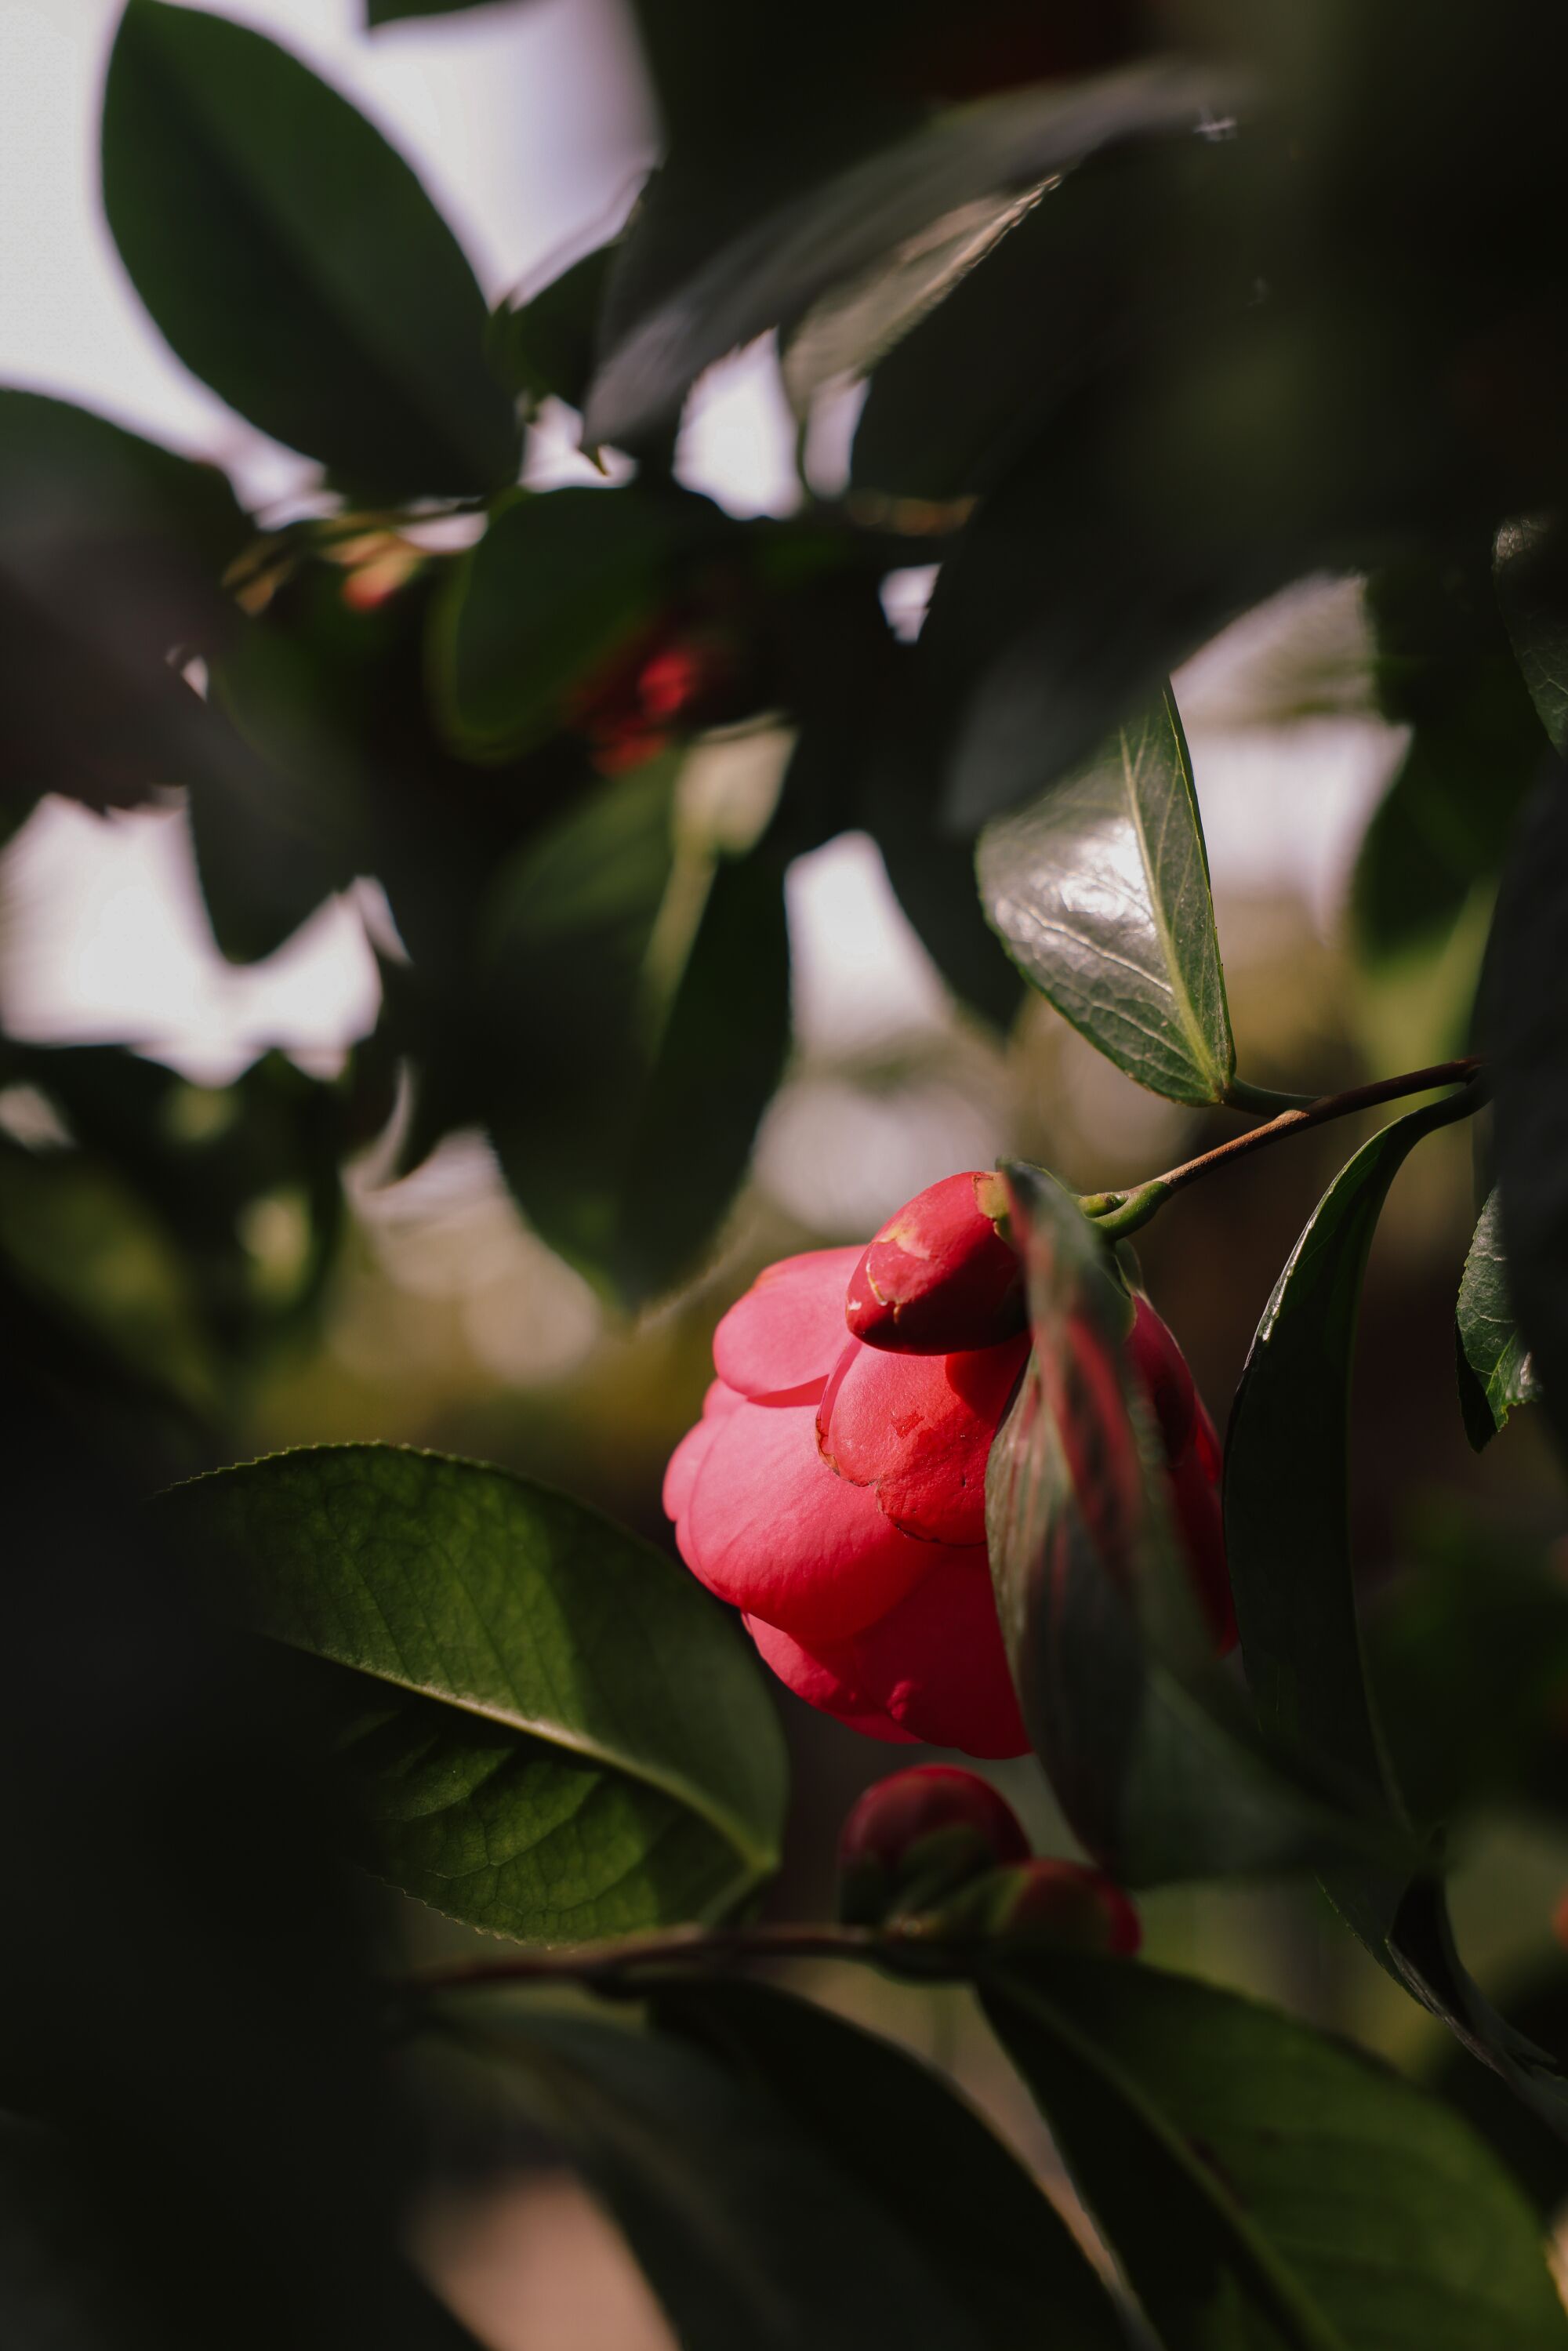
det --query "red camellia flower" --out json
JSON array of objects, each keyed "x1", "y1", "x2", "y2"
[{"x1": 664, "y1": 1173, "x2": 1233, "y2": 1759}]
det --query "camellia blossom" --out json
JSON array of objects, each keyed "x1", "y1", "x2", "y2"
[{"x1": 664, "y1": 1173, "x2": 1233, "y2": 1759}]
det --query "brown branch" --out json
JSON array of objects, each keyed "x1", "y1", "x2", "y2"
[
  {"x1": 1155, "y1": 1056, "x2": 1484, "y2": 1196},
  {"x1": 400, "y1": 1921, "x2": 910, "y2": 1999}
]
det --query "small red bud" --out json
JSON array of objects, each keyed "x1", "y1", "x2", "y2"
[
  {"x1": 837, "y1": 1765, "x2": 1029, "y2": 1925},
  {"x1": 845, "y1": 1171, "x2": 1025, "y2": 1355},
  {"x1": 946, "y1": 1858, "x2": 1142, "y2": 1955}
]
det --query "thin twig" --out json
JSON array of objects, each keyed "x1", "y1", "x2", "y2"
[
  {"x1": 1083, "y1": 1057, "x2": 1484, "y2": 1237},
  {"x1": 401, "y1": 1921, "x2": 916, "y2": 1998}
]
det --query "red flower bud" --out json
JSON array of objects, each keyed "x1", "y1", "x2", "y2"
[
  {"x1": 837, "y1": 1764, "x2": 1029, "y2": 1925},
  {"x1": 944, "y1": 1858, "x2": 1142, "y2": 1956},
  {"x1": 845, "y1": 1170, "x2": 1025, "y2": 1355}
]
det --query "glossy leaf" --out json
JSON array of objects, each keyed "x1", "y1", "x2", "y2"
[
  {"x1": 434, "y1": 1988, "x2": 1118, "y2": 2351},
  {"x1": 978, "y1": 688, "x2": 1233, "y2": 1102},
  {"x1": 435, "y1": 485, "x2": 730, "y2": 760},
  {"x1": 1227, "y1": 1100, "x2": 1471, "y2": 1823},
  {"x1": 987, "y1": 1160, "x2": 1387, "y2": 1885},
  {"x1": 1486, "y1": 765, "x2": 1568, "y2": 1460},
  {"x1": 984, "y1": 1952, "x2": 1568, "y2": 2351},
  {"x1": 1456, "y1": 1188, "x2": 1542, "y2": 1448},
  {"x1": 154, "y1": 1444, "x2": 787, "y2": 1939},
  {"x1": 102, "y1": 1, "x2": 519, "y2": 496},
  {"x1": 583, "y1": 59, "x2": 1247, "y2": 447}
]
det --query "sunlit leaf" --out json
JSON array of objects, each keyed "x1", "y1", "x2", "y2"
[
  {"x1": 977, "y1": 689, "x2": 1233, "y2": 1102},
  {"x1": 156, "y1": 1444, "x2": 788, "y2": 1939},
  {"x1": 985, "y1": 1952, "x2": 1568, "y2": 2351},
  {"x1": 1456, "y1": 1188, "x2": 1542, "y2": 1448}
]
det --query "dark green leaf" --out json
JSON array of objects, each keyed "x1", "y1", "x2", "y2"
[
  {"x1": 434, "y1": 486, "x2": 730, "y2": 760},
  {"x1": 1352, "y1": 542, "x2": 1547, "y2": 963},
  {"x1": 154, "y1": 1443, "x2": 787, "y2": 1939},
  {"x1": 483, "y1": 761, "x2": 791, "y2": 1302},
  {"x1": 977, "y1": 688, "x2": 1233, "y2": 1102},
  {"x1": 1365, "y1": 1515, "x2": 1568, "y2": 1830},
  {"x1": 1426, "y1": 1964, "x2": 1568, "y2": 2221},
  {"x1": 987, "y1": 1160, "x2": 1386, "y2": 1885},
  {"x1": 648, "y1": 1978, "x2": 1126, "y2": 2351},
  {"x1": 102, "y1": 1, "x2": 520, "y2": 496},
  {"x1": 0, "y1": 385, "x2": 246, "y2": 580},
  {"x1": 1225, "y1": 1096, "x2": 1473, "y2": 1954},
  {"x1": 984, "y1": 1952, "x2": 1568, "y2": 2351},
  {"x1": 1456, "y1": 1188, "x2": 1542, "y2": 1447},
  {"x1": 584, "y1": 60, "x2": 1247, "y2": 447},
  {"x1": 1496, "y1": 519, "x2": 1568, "y2": 756},
  {"x1": 433, "y1": 1991, "x2": 1110, "y2": 2351},
  {"x1": 368, "y1": 0, "x2": 511, "y2": 19},
  {"x1": 1487, "y1": 764, "x2": 1568, "y2": 1459},
  {"x1": 851, "y1": 131, "x2": 1250, "y2": 505},
  {"x1": 488, "y1": 246, "x2": 615, "y2": 417}
]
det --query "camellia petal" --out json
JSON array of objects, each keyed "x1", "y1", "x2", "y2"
[
  {"x1": 661, "y1": 1379, "x2": 743, "y2": 1528},
  {"x1": 743, "y1": 1615, "x2": 916, "y2": 1743},
  {"x1": 684, "y1": 1392, "x2": 943, "y2": 1643},
  {"x1": 844, "y1": 1170, "x2": 1025, "y2": 1354},
  {"x1": 851, "y1": 1555, "x2": 1029, "y2": 1758},
  {"x1": 1166, "y1": 1401, "x2": 1236, "y2": 1653},
  {"x1": 818, "y1": 1336, "x2": 1029, "y2": 1544},
  {"x1": 712, "y1": 1246, "x2": 864, "y2": 1400}
]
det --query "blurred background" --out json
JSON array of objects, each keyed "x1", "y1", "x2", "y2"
[{"x1": 8, "y1": 5, "x2": 1568, "y2": 2342}]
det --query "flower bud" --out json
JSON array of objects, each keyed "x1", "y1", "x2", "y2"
[
  {"x1": 837, "y1": 1764, "x2": 1029, "y2": 1925},
  {"x1": 845, "y1": 1171, "x2": 1025, "y2": 1355},
  {"x1": 934, "y1": 1858, "x2": 1142, "y2": 1956}
]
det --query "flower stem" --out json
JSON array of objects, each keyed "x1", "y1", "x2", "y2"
[{"x1": 1080, "y1": 1056, "x2": 1485, "y2": 1237}]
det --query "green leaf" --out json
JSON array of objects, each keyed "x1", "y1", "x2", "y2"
[
  {"x1": 1456, "y1": 1188, "x2": 1542, "y2": 1448},
  {"x1": 583, "y1": 59, "x2": 1247, "y2": 448},
  {"x1": 154, "y1": 1443, "x2": 787, "y2": 1939},
  {"x1": 434, "y1": 485, "x2": 730, "y2": 760},
  {"x1": 1486, "y1": 768, "x2": 1568, "y2": 1460},
  {"x1": 648, "y1": 1978, "x2": 1127, "y2": 2351},
  {"x1": 977, "y1": 688, "x2": 1234, "y2": 1102},
  {"x1": 983, "y1": 1952, "x2": 1568, "y2": 2351},
  {"x1": 488, "y1": 246, "x2": 615, "y2": 417},
  {"x1": 987, "y1": 1161, "x2": 1384, "y2": 1886},
  {"x1": 368, "y1": 0, "x2": 506, "y2": 20},
  {"x1": 434, "y1": 1987, "x2": 1120, "y2": 2351},
  {"x1": 102, "y1": 2, "x2": 520, "y2": 497},
  {"x1": 0, "y1": 384, "x2": 246, "y2": 578},
  {"x1": 1352, "y1": 542, "x2": 1547, "y2": 963},
  {"x1": 1227, "y1": 1101, "x2": 1472, "y2": 1823},
  {"x1": 483, "y1": 761, "x2": 791, "y2": 1303}
]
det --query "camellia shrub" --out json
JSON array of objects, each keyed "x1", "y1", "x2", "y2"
[{"x1": 11, "y1": 1, "x2": 1568, "y2": 2346}]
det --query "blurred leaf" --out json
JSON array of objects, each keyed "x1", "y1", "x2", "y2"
[
  {"x1": 648, "y1": 1977, "x2": 1126, "y2": 2351},
  {"x1": 987, "y1": 1161, "x2": 1385, "y2": 1885},
  {"x1": 1456, "y1": 1188, "x2": 1542, "y2": 1449},
  {"x1": 1497, "y1": 519, "x2": 1568, "y2": 755},
  {"x1": 1364, "y1": 1517, "x2": 1568, "y2": 1831},
  {"x1": 1386, "y1": 1878, "x2": 1568, "y2": 2152},
  {"x1": 102, "y1": 1, "x2": 519, "y2": 497},
  {"x1": 0, "y1": 385, "x2": 245, "y2": 582},
  {"x1": 851, "y1": 132, "x2": 1254, "y2": 505},
  {"x1": 434, "y1": 485, "x2": 730, "y2": 760},
  {"x1": 156, "y1": 1443, "x2": 788, "y2": 1938},
  {"x1": 1352, "y1": 544, "x2": 1546, "y2": 963},
  {"x1": 983, "y1": 1951, "x2": 1568, "y2": 2351},
  {"x1": 0, "y1": 1399, "x2": 480, "y2": 2350},
  {"x1": 1486, "y1": 765, "x2": 1568, "y2": 1460},
  {"x1": 368, "y1": 0, "x2": 511, "y2": 19},
  {"x1": 584, "y1": 60, "x2": 1247, "y2": 447},
  {"x1": 488, "y1": 246, "x2": 615, "y2": 417},
  {"x1": 434, "y1": 1992, "x2": 1113, "y2": 2351},
  {"x1": 484, "y1": 762, "x2": 791, "y2": 1302},
  {"x1": 978, "y1": 688, "x2": 1233, "y2": 1103},
  {"x1": 1426, "y1": 1964, "x2": 1568, "y2": 2221}
]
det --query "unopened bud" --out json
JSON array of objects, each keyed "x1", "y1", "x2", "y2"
[
  {"x1": 931, "y1": 1858, "x2": 1142, "y2": 1955},
  {"x1": 837, "y1": 1765, "x2": 1029, "y2": 1925},
  {"x1": 845, "y1": 1171, "x2": 1025, "y2": 1355}
]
